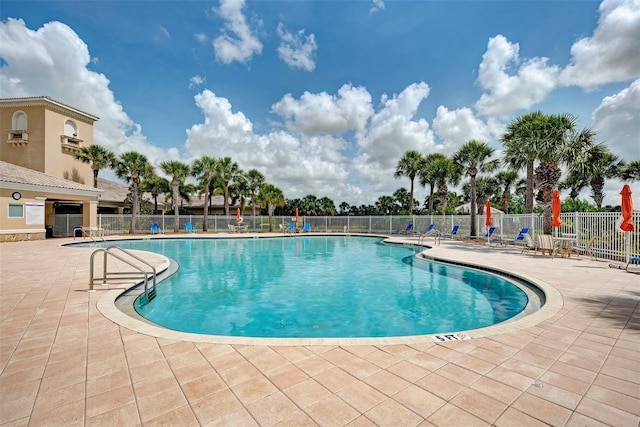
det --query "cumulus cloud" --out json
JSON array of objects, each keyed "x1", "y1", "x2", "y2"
[
  {"x1": 475, "y1": 35, "x2": 560, "y2": 118},
  {"x1": 370, "y1": 0, "x2": 385, "y2": 14},
  {"x1": 194, "y1": 32, "x2": 208, "y2": 44},
  {"x1": 276, "y1": 23, "x2": 317, "y2": 72},
  {"x1": 352, "y1": 83, "x2": 435, "y2": 197},
  {"x1": 271, "y1": 83, "x2": 374, "y2": 135},
  {"x1": 432, "y1": 106, "x2": 492, "y2": 151},
  {"x1": 0, "y1": 18, "x2": 166, "y2": 162},
  {"x1": 212, "y1": 0, "x2": 262, "y2": 64},
  {"x1": 592, "y1": 79, "x2": 640, "y2": 160},
  {"x1": 561, "y1": 0, "x2": 640, "y2": 87}
]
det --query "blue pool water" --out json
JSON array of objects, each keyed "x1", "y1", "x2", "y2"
[{"x1": 91, "y1": 236, "x2": 529, "y2": 338}]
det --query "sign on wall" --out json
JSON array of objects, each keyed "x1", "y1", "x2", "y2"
[{"x1": 25, "y1": 202, "x2": 45, "y2": 225}]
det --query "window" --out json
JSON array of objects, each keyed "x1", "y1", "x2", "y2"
[
  {"x1": 12, "y1": 111, "x2": 27, "y2": 130},
  {"x1": 64, "y1": 119, "x2": 78, "y2": 137},
  {"x1": 8, "y1": 204, "x2": 24, "y2": 218}
]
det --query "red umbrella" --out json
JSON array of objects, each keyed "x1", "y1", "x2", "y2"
[
  {"x1": 295, "y1": 208, "x2": 299, "y2": 224},
  {"x1": 236, "y1": 208, "x2": 242, "y2": 223},
  {"x1": 551, "y1": 189, "x2": 562, "y2": 228},
  {"x1": 620, "y1": 184, "x2": 634, "y2": 232},
  {"x1": 485, "y1": 200, "x2": 492, "y2": 227}
]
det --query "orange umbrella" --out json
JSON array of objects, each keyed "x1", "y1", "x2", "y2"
[
  {"x1": 295, "y1": 208, "x2": 299, "y2": 224},
  {"x1": 620, "y1": 184, "x2": 634, "y2": 231},
  {"x1": 236, "y1": 208, "x2": 242, "y2": 223},
  {"x1": 485, "y1": 200, "x2": 492, "y2": 227},
  {"x1": 551, "y1": 189, "x2": 562, "y2": 228}
]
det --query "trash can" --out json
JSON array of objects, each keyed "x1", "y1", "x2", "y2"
[
  {"x1": 74, "y1": 227, "x2": 83, "y2": 238},
  {"x1": 45, "y1": 225, "x2": 53, "y2": 238}
]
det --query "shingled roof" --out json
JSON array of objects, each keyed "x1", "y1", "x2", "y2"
[{"x1": 0, "y1": 161, "x2": 102, "y2": 195}]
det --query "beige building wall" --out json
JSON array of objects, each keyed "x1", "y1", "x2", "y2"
[{"x1": 1, "y1": 97, "x2": 98, "y2": 185}]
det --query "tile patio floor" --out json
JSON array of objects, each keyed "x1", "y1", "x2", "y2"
[{"x1": 0, "y1": 234, "x2": 638, "y2": 426}]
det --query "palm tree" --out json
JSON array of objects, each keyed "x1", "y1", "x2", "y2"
[
  {"x1": 395, "y1": 150, "x2": 424, "y2": 215},
  {"x1": 620, "y1": 160, "x2": 640, "y2": 181},
  {"x1": 217, "y1": 157, "x2": 243, "y2": 216},
  {"x1": 501, "y1": 111, "x2": 547, "y2": 214},
  {"x1": 534, "y1": 113, "x2": 578, "y2": 233},
  {"x1": 339, "y1": 202, "x2": 351, "y2": 215},
  {"x1": 160, "y1": 160, "x2": 191, "y2": 232},
  {"x1": 419, "y1": 153, "x2": 448, "y2": 215},
  {"x1": 393, "y1": 188, "x2": 412, "y2": 213},
  {"x1": 114, "y1": 151, "x2": 154, "y2": 234},
  {"x1": 74, "y1": 144, "x2": 116, "y2": 188},
  {"x1": 567, "y1": 141, "x2": 624, "y2": 209},
  {"x1": 257, "y1": 184, "x2": 285, "y2": 232},
  {"x1": 192, "y1": 156, "x2": 218, "y2": 231},
  {"x1": 301, "y1": 195, "x2": 319, "y2": 216},
  {"x1": 375, "y1": 195, "x2": 396, "y2": 214},
  {"x1": 246, "y1": 169, "x2": 265, "y2": 225},
  {"x1": 140, "y1": 174, "x2": 170, "y2": 214},
  {"x1": 494, "y1": 170, "x2": 523, "y2": 213},
  {"x1": 452, "y1": 140, "x2": 499, "y2": 237},
  {"x1": 318, "y1": 197, "x2": 336, "y2": 215},
  {"x1": 432, "y1": 155, "x2": 459, "y2": 217}
]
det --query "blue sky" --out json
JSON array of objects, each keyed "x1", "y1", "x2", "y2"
[{"x1": 1, "y1": 0, "x2": 639, "y2": 207}]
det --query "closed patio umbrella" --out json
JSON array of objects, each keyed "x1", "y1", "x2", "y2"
[
  {"x1": 295, "y1": 208, "x2": 299, "y2": 225},
  {"x1": 236, "y1": 208, "x2": 242, "y2": 223},
  {"x1": 620, "y1": 184, "x2": 634, "y2": 264},
  {"x1": 485, "y1": 200, "x2": 492, "y2": 244},
  {"x1": 551, "y1": 189, "x2": 562, "y2": 236}
]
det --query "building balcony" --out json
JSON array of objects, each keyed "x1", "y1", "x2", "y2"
[
  {"x1": 61, "y1": 135, "x2": 83, "y2": 154},
  {"x1": 6, "y1": 130, "x2": 29, "y2": 147}
]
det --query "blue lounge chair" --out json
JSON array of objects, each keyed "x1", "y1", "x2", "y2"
[
  {"x1": 185, "y1": 222, "x2": 196, "y2": 233},
  {"x1": 393, "y1": 223, "x2": 413, "y2": 234},
  {"x1": 505, "y1": 227, "x2": 529, "y2": 246},
  {"x1": 301, "y1": 223, "x2": 311, "y2": 232},
  {"x1": 443, "y1": 224, "x2": 460, "y2": 239},
  {"x1": 285, "y1": 223, "x2": 296, "y2": 234},
  {"x1": 421, "y1": 223, "x2": 436, "y2": 236},
  {"x1": 150, "y1": 223, "x2": 161, "y2": 234}
]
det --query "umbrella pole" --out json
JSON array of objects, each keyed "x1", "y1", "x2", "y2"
[{"x1": 626, "y1": 232, "x2": 631, "y2": 264}]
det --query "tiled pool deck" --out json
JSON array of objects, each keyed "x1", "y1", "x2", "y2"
[{"x1": 1, "y1": 234, "x2": 638, "y2": 426}]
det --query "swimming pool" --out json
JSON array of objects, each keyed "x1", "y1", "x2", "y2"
[{"x1": 92, "y1": 236, "x2": 531, "y2": 338}]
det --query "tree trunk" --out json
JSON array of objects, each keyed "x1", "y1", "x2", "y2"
[
  {"x1": 535, "y1": 161, "x2": 562, "y2": 234},
  {"x1": 525, "y1": 160, "x2": 534, "y2": 214},
  {"x1": 470, "y1": 174, "x2": 477, "y2": 237},
  {"x1": 203, "y1": 179, "x2": 211, "y2": 232},
  {"x1": 173, "y1": 181, "x2": 179, "y2": 232}
]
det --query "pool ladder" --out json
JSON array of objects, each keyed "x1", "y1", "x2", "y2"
[
  {"x1": 418, "y1": 229, "x2": 441, "y2": 246},
  {"x1": 89, "y1": 246, "x2": 157, "y2": 305}
]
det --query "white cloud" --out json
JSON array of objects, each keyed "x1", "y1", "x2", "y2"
[
  {"x1": 276, "y1": 23, "x2": 317, "y2": 72},
  {"x1": 432, "y1": 106, "x2": 492, "y2": 151},
  {"x1": 194, "y1": 32, "x2": 208, "y2": 44},
  {"x1": 271, "y1": 83, "x2": 374, "y2": 135},
  {"x1": 0, "y1": 18, "x2": 166, "y2": 163},
  {"x1": 352, "y1": 83, "x2": 435, "y2": 197},
  {"x1": 370, "y1": 0, "x2": 385, "y2": 14},
  {"x1": 212, "y1": 0, "x2": 262, "y2": 64},
  {"x1": 561, "y1": 0, "x2": 640, "y2": 87},
  {"x1": 475, "y1": 35, "x2": 560, "y2": 118},
  {"x1": 592, "y1": 79, "x2": 640, "y2": 160},
  {"x1": 189, "y1": 75, "x2": 205, "y2": 88}
]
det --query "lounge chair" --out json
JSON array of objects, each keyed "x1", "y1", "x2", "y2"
[
  {"x1": 285, "y1": 223, "x2": 296, "y2": 234},
  {"x1": 228, "y1": 224, "x2": 238, "y2": 233},
  {"x1": 535, "y1": 234, "x2": 559, "y2": 258},
  {"x1": 393, "y1": 223, "x2": 413, "y2": 234},
  {"x1": 520, "y1": 233, "x2": 536, "y2": 254},
  {"x1": 420, "y1": 223, "x2": 436, "y2": 236},
  {"x1": 504, "y1": 227, "x2": 529, "y2": 247},
  {"x1": 301, "y1": 223, "x2": 311, "y2": 232},
  {"x1": 150, "y1": 223, "x2": 161, "y2": 234},
  {"x1": 442, "y1": 224, "x2": 460, "y2": 239},
  {"x1": 185, "y1": 222, "x2": 196, "y2": 233}
]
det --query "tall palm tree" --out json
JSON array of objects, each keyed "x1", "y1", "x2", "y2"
[
  {"x1": 501, "y1": 111, "x2": 546, "y2": 214},
  {"x1": 433, "y1": 156, "x2": 459, "y2": 217},
  {"x1": 534, "y1": 113, "x2": 578, "y2": 233},
  {"x1": 452, "y1": 140, "x2": 499, "y2": 237},
  {"x1": 394, "y1": 150, "x2": 424, "y2": 215},
  {"x1": 192, "y1": 155, "x2": 218, "y2": 231},
  {"x1": 419, "y1": 153, "x2": 448, "y2": 215},
  {"x1": 140, "y1": 174, "x2": 170, "y2": 214},
  {"x1": 74, "y1": 144, "x2": 116, "y2": 188},
  {"x1": 115, "y1": 151, "x2": 154, "y2": 234},
  {"x1": 160, "y1": 160, "x2": 191, "y2": 232},
  {"x1": 494, "y1": 170, "x2": 523, "y2": 213},
  {"x1": 257, "y1": 184, "x2": 285, "y2": 232},
  {"x1": 217, "y1": 157, "x2": 243, "y2": 216},
  {"x1": 246, "y1": 169, "x2": 265, "y2": 224},
  {"x1": 567, "y1": 141, "x2": 624, "y2": 209}
]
